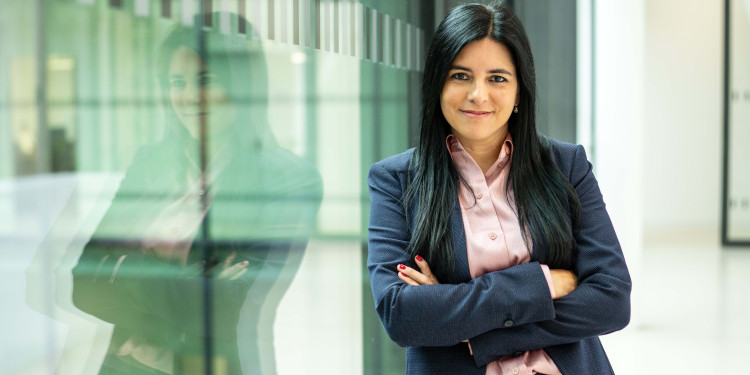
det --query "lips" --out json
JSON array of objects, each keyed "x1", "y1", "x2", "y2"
[{"x1": 460, "y1": 109, "x2": 492, "y2": 119}]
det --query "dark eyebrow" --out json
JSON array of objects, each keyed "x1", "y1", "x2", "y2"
[
  {"x1": 169, "y1": 71, "x2": 211, "y2": 79},
  {"x1": 450, "y1": 65, "x2": 513, "y2": 76}
]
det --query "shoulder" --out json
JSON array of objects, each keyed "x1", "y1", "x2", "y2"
[
  {"x1": 367, "y1": 148, "x2": 415, "y2": 194},
  {"x1": 260, "y1": 146, "x2": 324, "y2": 195},
  {"x1": 368, "y1": 148, "x2": 415, "y2": 183},
  {"x1": 544, "y1": 137, "x2": 582, "y2": 167},
  {"x1": 542, "y1": 137, "x2": 589, "y2": 184},
  {"x1": 370, "y1": 148, "x2": 415, "y2": 175}
]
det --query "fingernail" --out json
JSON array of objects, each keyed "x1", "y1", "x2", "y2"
[
  {"x1": 241, "y1": 260, "x2": 249, "y2": 266},
  {"x1": 400, "y1": 272, "x2": 406, "y2": 277},
  {"x1": 398, "y1": 264, "x2": 406, "y2": 270},
  {"x1": 416, "y1": 255, "x2": 423, "y2": 262}
]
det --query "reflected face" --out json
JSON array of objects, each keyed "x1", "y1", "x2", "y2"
[
  {"x1": 168, "y1": 47, "x2": 233, "y2": 139},
  {"x1": 440, "y1": 38, "x2": 519, "y2": 147}
]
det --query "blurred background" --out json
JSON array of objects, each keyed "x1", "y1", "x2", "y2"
[{"x1": 0, "y1": 0, "x2": 748, "y2": 374}]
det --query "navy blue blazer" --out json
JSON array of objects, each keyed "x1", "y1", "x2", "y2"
[{"x1": 367, "y1": 139, "x2": 631, "y2": 374}]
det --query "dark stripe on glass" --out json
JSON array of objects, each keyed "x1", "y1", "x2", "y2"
[
  {"x1": 161, "y1": 0, "x2": 171, "y2": 18},
  {"x1": 203, "y1": 0, "x2": 213, "y2": 27},
  {"x1": 364, "y1": 6, "x2": 371, "y2": 60},
  {"x1": 293, "y1": 0, "x2": 300, "y2": 45},
  {"x1": 268, "y1": 0, "x2": 275, "y2": 40},
  {"x1": 109, "y1": 0, "x2": 122, "y2": 8},
  {"x1": 239, "y1": 0, "x2": 247, "y2": 34},
  {"x1": 350, "y1": 1, "x2": 356, "y2": 56},
  {"x1": 333, "y1": 0, "x2": 340, "y2": 53},
  {"x1": 315, "y1": 0, "x2": 321, "y2": 49},
  {"x1": 390, "y1": 16, "x2": 396, "y2": 66},
  {"x1": 376, "y1": 11, "x2": 383, "y2": 63}
]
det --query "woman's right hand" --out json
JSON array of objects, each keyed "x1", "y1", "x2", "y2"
[{"x1": 549, "y1": 269, "x2": 578, "y2": 299}]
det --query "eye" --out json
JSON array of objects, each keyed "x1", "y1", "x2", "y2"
[
  {"x1": 199, "y1": 75, "x2": 216, "y2": 86},
  {"x1": 490, "y1": 75, "x2": 507, "y2": 83},
  {"x1": 450, "y1": 72, "x2": 469, "y2": 81},
  {"x1": 169, "y1": 79, "x2": 186, "y2": 89}
]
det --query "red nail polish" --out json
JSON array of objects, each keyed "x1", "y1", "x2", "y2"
[
  {"x1": 398, "y1": 264, "x2": 406, "y2": 270},
  {"x1": 400, "y1": 272, "x2": 407, "y2": 277},
  {"x1": 416, "y1": 255, "x2": 423, "y2": 262}
]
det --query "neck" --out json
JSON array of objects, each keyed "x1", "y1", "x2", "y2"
[{"x1": 455, "y1": 130, "x2": 507, "y2": 174}]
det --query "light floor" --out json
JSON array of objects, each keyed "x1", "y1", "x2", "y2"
[
  {"x1": 602, "y1": 239, "x2": 750, "y2": 374},
  {"x1": 3, "y1": 173, "x2": 750, "y2": 373}
]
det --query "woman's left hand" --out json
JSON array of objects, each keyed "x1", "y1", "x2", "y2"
[{"x1": 397, "y1": 255, "x2": 440, "y2": 285}]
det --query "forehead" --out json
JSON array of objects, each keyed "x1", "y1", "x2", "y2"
[
  {"x1": 451, "y1": 38, "x2": 515, "y2": 73},
  {"x1": 168, "y1": 46, "x2": 205, "y2": 74}
]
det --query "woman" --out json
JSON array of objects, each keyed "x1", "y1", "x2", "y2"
[
  {"x1": 72, "y1": 14, "x2": 322, "y2": 374},
  {"x1": 367, "y1": 4, "x2": 631, "y2": 375}
]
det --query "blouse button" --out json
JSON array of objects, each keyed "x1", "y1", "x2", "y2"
[
  {"x1": 476, "y1": 193, "x2": 483, "y2": 199},
  {"x1": 511, "y1": 368, "x2": 519, "y2": 375},
  {"x1": 488, "y1": 232, "x2": 497, "y2": 240}
]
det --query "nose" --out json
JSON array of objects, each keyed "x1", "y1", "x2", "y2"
[
  {"x1": 184, "y1": 81, "x2": 201, "y2": 104},
  {"x1": 467, "y1": 81, "x2": 487, "y2": 104}
]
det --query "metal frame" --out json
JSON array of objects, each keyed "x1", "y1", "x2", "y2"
[{"x1": 721, "y1": 0, "x2": 750, "y2": 247}]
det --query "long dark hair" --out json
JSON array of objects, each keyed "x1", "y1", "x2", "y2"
[{"x1": 404, "y1": 3, "x2": 581, "y2": 274}]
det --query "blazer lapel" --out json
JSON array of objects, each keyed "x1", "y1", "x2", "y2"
[{"x1": 449, "y1": 196, "x2": 472, "y2": 283}]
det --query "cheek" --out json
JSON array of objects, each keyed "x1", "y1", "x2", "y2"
[
  {"x1": 170, "y1": 89, "x2": 182, "y2": 110},
  {"x1": 440, "y1": 88, "x2": 455, "y2": 115},
  {"x1": 207, "y1": 87, "x2": 230, "y2": 105}
]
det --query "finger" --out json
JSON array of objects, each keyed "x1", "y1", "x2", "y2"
[
  {"x1": 414, "y1": 255, "x2": 438, "y2": 283},
  {"x1": 398, "y1": 271, "x2": 420, "y2": 286},
  {"x1": 228, "y1": 267, "x2": 247, "y2": 280},
  {"x1": 397, "y1": 264, "x2": 434, "y2": 285},
  {"x1": 217, "y1": 260, "x2": 248, "y2": 279},
  {"x1": 223, "y1": 251, "x2": 237, "y2": 268}
]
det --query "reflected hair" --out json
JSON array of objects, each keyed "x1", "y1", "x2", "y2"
[{"x1": 404, "y1": 3, "x2": 581, "y2": 275}]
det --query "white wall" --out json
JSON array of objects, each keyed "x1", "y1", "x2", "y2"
[{"x1": 642, "y1": 0, "x2": 724, "y2": 238}]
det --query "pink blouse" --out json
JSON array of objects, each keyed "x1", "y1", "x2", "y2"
[{"x1": 447, "y1": 134, "x2": 561, "y2": 375}]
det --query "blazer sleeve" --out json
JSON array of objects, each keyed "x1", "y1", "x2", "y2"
[
  {"x1": 367, "y1": 160, "x2": 556, "y2": 348},
  {"x1": 467, "y1": 144, "x2": 632, "y2": 367}
]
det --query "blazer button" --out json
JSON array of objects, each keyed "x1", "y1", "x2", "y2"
[
  {"x1": 504, "y1": 319, "x2": 514, "y2": 327},
  {"x1": 513, "y1": 351, "x2": 524, "y2": 357}
]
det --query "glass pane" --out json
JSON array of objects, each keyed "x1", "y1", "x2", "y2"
[
  {"x1": 1, "y1": 1, "x2": 427, "y2": 374},
  {"x1": 727, "y1": 0, "x2": 750, "y2": 241}
]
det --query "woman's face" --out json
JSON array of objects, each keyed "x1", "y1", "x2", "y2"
[
  {"x1": 440, "y1": 38, "x2": 519, "y2": 147},
  {"x1": 168, "y1": 46, "x2": 233, "y2": 140}
]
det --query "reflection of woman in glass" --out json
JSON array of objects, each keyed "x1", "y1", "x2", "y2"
[
  {"x1": 368, "y1": 4, "x2": 630, "y2": 375},
  {"x1": 72, "y1": 14, "x2": 321, "y2": 375}
]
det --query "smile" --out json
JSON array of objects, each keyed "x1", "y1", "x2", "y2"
[{"x1": 460, "y1": 110, "x2": 492, "y2": 119}]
